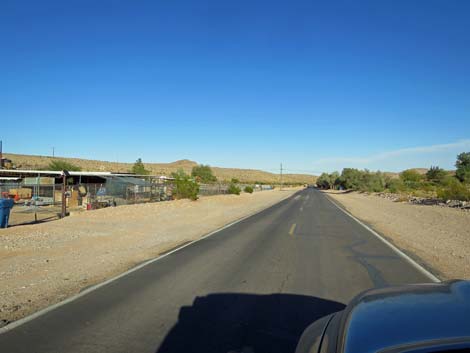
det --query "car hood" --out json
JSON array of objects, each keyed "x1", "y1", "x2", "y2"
[{"x1": 339, "y1": 280, "x2": 470, "y2": 353}]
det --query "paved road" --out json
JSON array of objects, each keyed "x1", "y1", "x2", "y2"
[{"x1": 1, "y1": 188, "x2": 432, "y2": 353}]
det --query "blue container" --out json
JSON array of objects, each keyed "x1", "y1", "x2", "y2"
[{"x1": 0, "y1": 199, "x2": 14, "y2": 228}]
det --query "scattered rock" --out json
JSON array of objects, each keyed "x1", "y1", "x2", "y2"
[{"x1": 375, "y1": 193, "x2": 469, "y2": 211}]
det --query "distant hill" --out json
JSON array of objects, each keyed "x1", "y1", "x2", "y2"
[{"x1": 3, "y1": 153, "x2": 316, "y2": 184}]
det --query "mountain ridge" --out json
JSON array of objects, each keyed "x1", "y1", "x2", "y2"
[{"x1": 3, "y1": 153, "x2": 316, "y2": 184}]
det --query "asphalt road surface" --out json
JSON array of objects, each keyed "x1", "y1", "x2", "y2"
[{"x1": 0, "y1": 188, "x2": 433, "y2": 353}]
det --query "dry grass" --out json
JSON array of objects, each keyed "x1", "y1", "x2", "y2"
[{"x1": 4, "y1": 153, "x2": 316, "y2": 184}]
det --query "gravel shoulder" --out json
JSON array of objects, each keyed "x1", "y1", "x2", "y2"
[
  {"x1": 324, "y1": 190, "x2": 470, "y2": 281},
  {"x1": 0, "y1": 189, "x2": 299, "y2": 323}
]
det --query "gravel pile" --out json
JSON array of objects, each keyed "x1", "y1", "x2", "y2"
[{"x1": 375, "y1": 192, "x2": 470, "y2": 211}]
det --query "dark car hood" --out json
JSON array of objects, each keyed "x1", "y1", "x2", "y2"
[{"x1": 338, "y1": 280, "x2": 470, "y2": 353}]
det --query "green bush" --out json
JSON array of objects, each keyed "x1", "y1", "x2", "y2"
[
  {"x1": 191, "y1": 164, "x2": 217, "y2": 183},
  {"x1": 426, "y1": 166, "x2": 447, "y2": 184},
  {"x1": 48, "y1": 159, "x2": 82, "y2": 171},
  {"x1": 171, "y1": 169, "x2": 199, "y2": 200},
  {"x1": 228, "y1": 183, "x2": 241, "y2": 195},
  {"x1": 244, "y1": 186, "x2": 254, "y2": 193},
  {"x1": 335, "y1": 168, "x2": 386, "y2": 192},
  {"x1": 455, "y1": 152, "x2": 470, "y2": 183},
  {"x1": 385, "y1": 178, "x2": 406, "y2": 193},
  {"x1": 399, "y1": 169, "x2": 423, "y2": 189},
  {"x1": 360, "y1": 171, "x2": 386, "y2": 192},
  {"x1": 437, "y1": 177, "x2": 470, "y2": 201},
  {"x1": 339, "y1": 168, "x2": 363, "y2": 190}
]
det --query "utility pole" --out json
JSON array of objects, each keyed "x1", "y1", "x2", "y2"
[
  {"x1": 52, "y1": 147, "x2": 55, "y2": 157},
  {"x1": 280, "y1": 163, "x2": 283, "y2": 191}
]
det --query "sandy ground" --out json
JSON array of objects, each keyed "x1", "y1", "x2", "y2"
[
  {"x1": 325, "y1": 190, "x2": 470, "y2": 281},
  {"x1": 8, "y1": 206, "x2": 61, "y2": 227},
  {"x1": 0, "y1": 189, "x2": 299, "y2": 323}
]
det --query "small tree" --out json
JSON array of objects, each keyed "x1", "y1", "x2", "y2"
[
  {"x1": 426, "y1": 166, "x2": 447, "y2": 184},
  {"x1": 231, "y1": 178, "x2": 240, "y2": 184},
  {"x1": 171, "y1": 169, "x2": 199, "y2": 200},
  {"x1": 455, "y1": 152, "x2": 470, "y2": 183},
  {"x1": 131, "y1": 158, "x2": 150, "y2": 175},
  {"x1": 191, "y1": 164, "x2": 217, "y2": 183},
  {"x1": 48, "y1": 159, "x2": 82, "y2": 171}
]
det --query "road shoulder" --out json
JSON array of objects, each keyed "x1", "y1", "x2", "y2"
[{"x1": 324, "y1": 190, "x2": 470, "y2": 281}]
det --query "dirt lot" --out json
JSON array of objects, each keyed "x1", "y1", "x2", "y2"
[
  {"x1": 0, "y1": 189, "x2": 299, "y2": 323},
  {"x1": 8, "y1": 206, "x2": 61, "y2": 227},
  {"x1": 325, "y1": 190, "x2": 470, "y2": 281}
]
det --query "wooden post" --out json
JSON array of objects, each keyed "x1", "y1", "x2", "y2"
[{"x1": 61, "y1": 173, "x2": 66, "y2": 218}]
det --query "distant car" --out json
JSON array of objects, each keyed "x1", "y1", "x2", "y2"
[{"x1": 296, "y1": 280, "x2": 470, "y2": 353}]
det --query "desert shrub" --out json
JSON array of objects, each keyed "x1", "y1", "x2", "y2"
[
  {"x1": 336, "y1": 169, "x2": 386, "y2": 192},
  {"x1": 231, "y1": 178, "x2": 240, "y2": 184},
  {"x1": 426, "y1": 166, "x2": 447, "y2": 184},
  {"x1": 360, "y1": 171, "x2": 386, "y2": 192},
  {"x1": 244, "y1": 186, "x2": 254, "y2": 193},
  {"x1": 191, "y1": 164, "x2": 217, "y2": 183},
  {"x1": 455, "y1": 152, "x2": 470, "y2": 183},
  {"x1": 48, "y1": 159, "x2": 82, "y2": 171},
  {"x1": 385, "y1": 178, "x2": 405, "y2": 193},
  {"x1": 400, "y1": 169, "x2": 423, "y2": 189},
  {"x1": 437, "y1": 177, "x2": 470, "y2": 201},
  {"x1": 228, "y1": 183, "x2": 241, "y2": 195},
  {"x1": 131, "y1": 158, "x2": 150, "y2": 175},
  {"x1": 171, "y1": 169, "x2": 199, "y2": 200},
  {"x1": 400, "y1": 169, "x2": 422, "y2": 182},
  {"x1": 339, "y1": 168, "x2": 363, "y2": 190}
]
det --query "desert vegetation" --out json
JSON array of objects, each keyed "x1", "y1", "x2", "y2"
[
  {"x1": 47, "y1": 159, "x2": 82, "y2": 171},
  {"x1": 191, "y1": 164, "x2": 217, "y2": 183},
  {"x1": 316, "y1": 152, "x2": 470, "y2": 201},
  {"x1": 171, "y1": 169, "x2": 199, "y2": 201},
  {"x1": 228, "y1": 179, "x2": 242, "y2": 195},
  {"x1": 5, "y1": 153, "x2": 315, "y2": 184},
  {"x1": 130, "y1": 158, "x2": 150, "y2": 175},
  {"x1": 244, "y1": 186, "x2": 254, "y2": 193}
]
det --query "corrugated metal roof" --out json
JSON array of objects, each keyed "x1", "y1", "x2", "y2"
[{"x1": 0, "y1": 169, "x2": 161, "y2": 177}]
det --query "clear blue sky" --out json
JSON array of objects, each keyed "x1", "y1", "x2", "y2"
[{"x1": 1, "y1": 0, "x2": 469, "y2": 173}]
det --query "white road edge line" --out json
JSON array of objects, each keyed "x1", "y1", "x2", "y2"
[
  {"x1": 0, "y1": 191, "x2": 299, "y2": 335},
  {"x1": 325, "y1": 193, "x2": 441, "y2": 283}
]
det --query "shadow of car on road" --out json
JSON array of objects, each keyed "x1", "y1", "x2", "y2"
[{"x1": 155, "y1": 293, "x2": 345, "y2": 353}]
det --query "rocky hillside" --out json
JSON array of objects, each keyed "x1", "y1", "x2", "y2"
[{"x1": 4, "y1": 153, "x2": 316, "y2": 184}]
